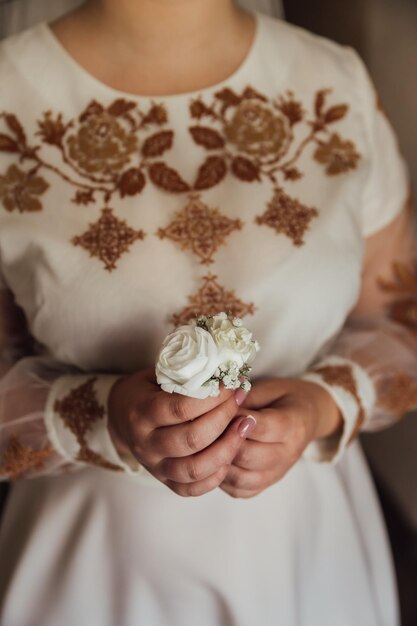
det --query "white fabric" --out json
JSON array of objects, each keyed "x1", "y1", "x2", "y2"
[
  {"x1": 302, "y1": 356, "x2": 377, "y2": 463},
  {"x1": 0, "y1": 13, "x2": 406, "y2": 625}
]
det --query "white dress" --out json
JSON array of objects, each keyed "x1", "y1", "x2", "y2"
[{"x1": 0, "y1": 13, "x2": 408, "y2": 626}]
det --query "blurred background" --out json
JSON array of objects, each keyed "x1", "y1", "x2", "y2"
[{"x1": 0, "y1": 0, "x2": 416, "y2": 623}]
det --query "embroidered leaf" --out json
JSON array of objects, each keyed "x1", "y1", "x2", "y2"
[
  {"x1": 149, "y1": 162, "x2": 190, "y2": 193},
  {"x1": 118, "y1": 167, "x2": 146, "y2": 197},
  {"x1": 79, "y1": 100, "x2": 105, "y2": 123},
  {"x1": 72, "y1": 189, "x2": 95, "y2": 206},
  {"x1": 142, "y1": 104, "x2": 168, "y2": 126},
  {"x1": 107, "y1": 99, "x2": 137, "y2": 117},
  {"x1": 242, "y1": 87, "x2": 268, "y2": 102},
  {"x1": 283, "y1": 167, "x2": 303, "y2": 181},
  {"x1": 190, "y1": 100, "x2": 213, "y2": 120},
  {"x1": 314, "y1": 89, "x2": 331, "y2": 118},
  {"x1": 194, "y1": 156, "x2": 227, "y2": 190},
  {"x1": 231, "y1": 156, "x2": 260, "y2": 182},
  {"x1": 4, "y1": 114, "x2": 26, "y2": 145},
  {"x1": 324, "y1": 105, "x2": 349, "y2": 124},
  {"x1": 189, "y1": 126, "x2": 225, "y2": 150},
  {"x1": 142, "y1": 131, "x2": 174, "y2": 158},
  {"x1": 215, "y1": 88, "x2": 241, "y2": 107},
  {"x1": 37, "y1": 112, "x2": 67, "y2": 146},
  {"x1": 0, "y1": 134, "x2": 19, "y2": 152}
]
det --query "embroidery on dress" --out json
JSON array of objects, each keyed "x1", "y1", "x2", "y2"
[
  {"x1": 0, "y1": 437, "x2": 52, "y2": 479},
  {"x1": 171, "y1": 273, "x2": 255, "y2": 326},
  {"x1": 378, "y1": 260, "x2": 417, "y2": 334},
  {"x1": 72, "y1": 207, "x2": 145, "y2": 272},
  {"x1": 157, "y1": 195, "x2": 242, "y2": 265},
  {"x1": 314, "y1": 364, "x2": 365, "y2": 443},
  {"x1": 379, "y1": 373, "x2": 417, "y2": 418},
  {"x1": 0, "y1": 87, "x2": 360, "y2": 265},
  {"x1": 53, "y1": 377, "x2": 123, "y2": 471},
  {"x1": 188, "y1": 87, "x2": 360, "y2": 246}
]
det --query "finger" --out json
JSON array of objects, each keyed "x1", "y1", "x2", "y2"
[
  {"x1": 242, "y1": 378, "x2": 291, "y2": 410},
  {"x1": 232, "y1": 440, "x2": 284, "y2": 471},
  {"x1": 158, "y1": 416, "x2": 255, "y2": 483},
  {"x1": 221, "y1": 465, "x2": 283, "y2": 492},
  {"x1": 146, "y1": 384, "x2": 237, "y2": 426},
  {"x1": 235, "y1": 408, "x2": 289, "y2": 443},
  {"x1": 150, "y1": 395, "x2": 247, "y2": 458},
  {"x1": 220, "y1": 484, "x2": 263, "y2": 499},
  {"x1": 165, "y1": 464, "x2": 230, "y2": 498}
]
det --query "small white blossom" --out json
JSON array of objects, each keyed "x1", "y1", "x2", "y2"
[
  {"x1": 232, "y1": 317, "x2": 243, "y2": 327},
  {"x1": 241, "y1": 379, "x2": 251, "y2": 393}
]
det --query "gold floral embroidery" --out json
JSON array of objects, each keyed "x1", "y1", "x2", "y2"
[
  {"x1": 314, "y1": 364, "x2": 365, "y2": 443},
  {"x1": 255, "y1": 187, "x2": 318, "y2": 246},
  {"x1": 171, "y1": 273, "x2": 255, "y2": 326},
  {"x1": 379, "y1": 373, "x2": 417, "y2": 418},
  {"x1": 66, "y1": 101, "x2": 138, "y2": 176},
  {"x1": 314, "y1": 133, "x2": 361, "y2": 175},
  {"x1": 0, "y1": 87, "x2": 360, "y2": 268},
  {"x1": 72, "y1": 208, "x2": 145, "y2": 272},
  {"x1": 0, "y1": 437, "x2": 53, "y2": 479},
  {"x1": 0, "y1": 164, "x2": 49, "y2": 213},
  {"x1": 157, "y1": 195, "x2": 242, "y2": 265},
  {"x1": 54, "y1": 377, "x2": 123, "y2": 472},
  {"x1": 224, "y1": 100, "x2": 290, "y2": 158}
]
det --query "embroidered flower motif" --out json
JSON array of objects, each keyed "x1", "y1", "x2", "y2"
[
  {"x1": 255, "y1": 187, "x2": 318, "y2": 246},
  {"x1": 72, "y1": 208, "x2": 145, "y2": 271},
  {"x1": 157, "y1": 195, "x2": 242, "y2": 265},
  {"x1": 171, "y1": 273, "x2": 255, "y2": 326},
  {"x1": 0, "y1": 164, "x2": 49, "y2": 212},
  {"x1": 314, "y1": 133, "x2": 360, "y2": 175},
  {"x1": 0, "y1": 437, "x2": 53, "y2": 479},
  {"x1": 54, "y1": 377, "x2": 123, "y2": 472},
  {"x1": 224, "y1": 100, "x2": 290, "y2": 158},
  {"x1": 379, "y1": 373, "x2": 417, "y2": 418},
  {"x1": 66, "y1": 101, "x2": 138, "y2": 176}
]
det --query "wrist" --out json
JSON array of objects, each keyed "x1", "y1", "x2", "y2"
[
  {"x1": 107, "y1": 376, "x2": 132, "y2": 458},
  {"x1": 306, "y1": 381, "x2": 343, "y2": 440}
]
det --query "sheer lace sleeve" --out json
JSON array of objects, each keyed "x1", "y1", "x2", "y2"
[
  {"x1": 302, "y1": 199, "x2": 417, "y2": 462},
  {"x1": 0, "y1": 287, "x2": 139, "y2": 480}
]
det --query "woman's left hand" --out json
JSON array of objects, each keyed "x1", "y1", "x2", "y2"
[{"x1": 220, "y1": 378, "x2": 343, "y2": 499}]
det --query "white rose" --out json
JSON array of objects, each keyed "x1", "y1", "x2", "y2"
[
  {"x1": 207, "y1": 317, "x2": 258, "y2": 366},
  {"x1": 155, "y1": 325, "x2": 221, "y2": 399}
]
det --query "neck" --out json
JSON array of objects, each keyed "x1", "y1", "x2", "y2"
[{"x1": 81, "y1": 0, "x2": 245, "y2": 59}]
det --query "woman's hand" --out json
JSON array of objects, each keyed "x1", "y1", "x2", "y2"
[
  {"x1": 220, "y1": 378, "x2": 342, "y2": 499},
  {"x1": 107, "y1": 368, "x2": 255, "y2": 497}
]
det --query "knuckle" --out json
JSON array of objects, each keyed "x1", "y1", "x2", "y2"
[
  {"x1": 184, "y1": 427, "x2": 201, "y2": 454},
  {"x1": 185, "y1": 459, "x2": 200, "y2": 482},
  {"x1": 169, "y1": 395, "x2": 189, "y2": 422}
]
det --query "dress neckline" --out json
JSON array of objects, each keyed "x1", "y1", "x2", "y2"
[{"x1": 38, "y1": 12, "x2": 263, "y2": 102}]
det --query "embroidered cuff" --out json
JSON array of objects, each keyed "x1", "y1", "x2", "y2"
[
  {"x1": 45, "y1": 374, "x2": 141, "y2": 474},
  {"x1": 300, "y1": 356, "x2": 376, "y2": 464}
]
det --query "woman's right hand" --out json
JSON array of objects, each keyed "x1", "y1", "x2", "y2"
[{"x1": 107, "y1": 368, "x2": 256, "y2": 496}]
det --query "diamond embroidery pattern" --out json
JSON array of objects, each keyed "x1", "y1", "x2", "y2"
[
  {"x1": 157, "y1": 195, "x2": 242, "y2": 265},
  {"x1": 255, "y1": 188, "x2": 318, "y2": 247},
  {"x1": 170, "y1": 273, "x2": 255, "y2": 326},
  {"x1": 72, "y1": 208, "x2": 145, "y2": 271},
  {"x1": 54, "y1": 377, "x2": 123, "y2": 472}
]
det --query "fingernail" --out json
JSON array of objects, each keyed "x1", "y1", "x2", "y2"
[
  {"x1": 235, "y1": 388, "x2": 248, "y2": 406},
  {"x1": 238, "y1": 415, "x2": 256, "y2": 439}
]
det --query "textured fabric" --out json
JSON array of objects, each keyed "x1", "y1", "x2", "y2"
[{"x1": 0, "y1": 13, "x2": 409, "y2": 625}]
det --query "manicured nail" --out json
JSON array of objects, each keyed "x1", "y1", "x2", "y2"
[
  {"x1": 235, "y1": 388, "x2": 248, "y2": 406},
  {"x1": 238, "y1": 415, "x2": 257, "y2": 438}
]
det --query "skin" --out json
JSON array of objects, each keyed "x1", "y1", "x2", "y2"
[{"x1": 54, "y1": 0, "x2": 344, "y2": 498}]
